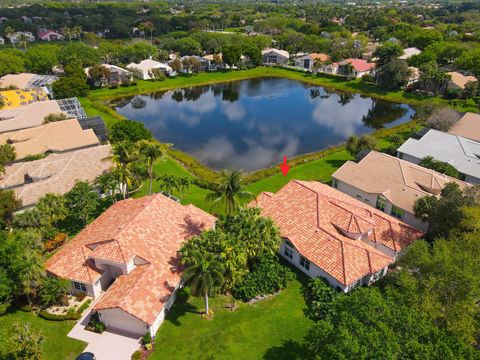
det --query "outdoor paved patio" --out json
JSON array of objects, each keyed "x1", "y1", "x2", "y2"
[{"x1": 68, "y1": 296, "x2": 142, "y2": 360}]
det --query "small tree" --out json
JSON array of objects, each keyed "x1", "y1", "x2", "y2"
[
  {"x1": 39, "y1": 277, "x2": 70, "y2": 307},
  {"x1": 65, "y1": 181, "x2": 99, "y2": 226},
  {"x1": 7, "y1": 322, "x2": 44, "y2": 360},
  {"x1": 88, "y1": 64, "x2": 111, "y2": 87},
  {"x1": 346, "y1": 135, "x2": 377, "y2": 156},
  {"x1": 425, "y1": 107, "x2": 461, "y2": 131},
  {"x1": 304, "y1": 278, "x2": 339, "y2": 321},
  {"x1": 0, "y1": 189, "x2": 22, "y2": 229},
  {"x1": 206, "y1": 170, "x2": 253, "y2": 215},
  {"x1": 170, "y1": 58, "x2": 182, "y2": 73},
  {"x1": 138, "y1": 140, "x2": 164, "y2": 195},
  {"x1": 37, "y1": 193, "x2": 68, "y2": 228},
  {"x1": 181, "y1": 252, "x2": 224, "y2": 315},
  {"x1": 109, "y1": 120, "x2": 152, "y2": 143}
]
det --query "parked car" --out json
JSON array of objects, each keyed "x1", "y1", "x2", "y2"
[{"x1": 76, "y1": 353, "x2": 96, "y2": 360}]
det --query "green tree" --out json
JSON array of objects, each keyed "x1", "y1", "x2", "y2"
[
  {"x1": 222, "y1": 44, "x2": 242, "y2": 67},
  {"x1": 95, "y1": 171, "x2": 118, "y2": 202},
  {"x1": 376, "y1": 59, "x2": 412, "y2": 89},
  {"x1": 38, "y1": 276, "x2": 70, "y2": 307},
  {"x1": 65, "y1": 181, "x2": 99, "y2": 226},
  {"x1": 304, "y1": 278, "x2": 339, "y2": 321},
  {"x1": 87, "y1": 64, "x2": 111, "y2": 87},
  {"x1": 419, "y1": 156, "x2": 461, "y2": 178},
  {"x1": 345, "y1": 135, "x2": 377, "y2": 156},
  {"x1": 51, "y1": 64, "x2": 89, "y2": 99},
  {"x1": 0, "y1": 50, "x2": 25, "y2": 77},
  {"x1": 206, "y1": 170, "x2": 253, "y2": 214},
  {"x1": 181, "y1": 251, "x2": 224, "y2": 315},
  {"x1": 373, "y1": 42, "x2": 403, "y2": 68},
  {"x1": 109, "y1": 120, "x2": 152, "y2": 143},
  {"x1": 0, "y1": 190, "x2": 22, "y2": 229},
  {"x1": 138, "y1": 140, "x2": 164, "y2": 195},
  {"x1": 24, "y1": 45, "x2": 59, "y2": 74},
  {"x1": 37, "y1": 193, "x2": 68, "y2": 228},
  {"x1": 156, "y1": 174, "x2": 179, "y2": 195},
  {"x1": 7, "y1": 322, "x2": 44, "y2": 360},
  {"x1": 4, "y1": 26, "x2": 15, "y2": 49},
  {"x1": 0, "y1": 143, "x2": 16, "y2": 174},
  {"x1": 19, "y1": 251, "x2": 44, "y2": 306}
]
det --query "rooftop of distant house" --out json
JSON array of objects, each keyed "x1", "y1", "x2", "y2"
[
  {"x1": 448, "y1": 112, "x2": 480, "y2": 142},
  {"x1": 447, "y1": 71, "x2": 478, "y2": 90}
]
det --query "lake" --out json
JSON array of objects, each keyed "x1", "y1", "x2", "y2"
[{"x1": 115, "y1": 78, "x2": 415, "y2": 171}]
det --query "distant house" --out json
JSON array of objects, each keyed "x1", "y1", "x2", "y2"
[
  {"x1": 407, "y1": 66, "x2": 420, "y2": 85},
  {"x1": 447, "y1": 71, "x2": 478, "y2": 90},
  {"x1": 448, "y1": 112, "x2": 480, "y2": 142},
  {"x1": 337, "y1": 58, "x2": 375, "y2": 78},
  {"x1": 84, "y1": 64, "x2": 133, "y2": 86},
  {"x1": 178, "y1": 55, "x2": 210, "y2": 73},
  {"x1": 45, "y1": 193, "x2": 216, "y2": 336},
  {"x1": 8, "y1": 31, "x2": 35, "y2": 44},
  {"x1": 38, "y1": 30, "x2": 64, "y2": 41},
  {"x1": 251, "y1": 180, "x2": 423, "y2": 292},
  {"x1": 127, "y1": 59, "x2": 175, "y2": 79},
  {"x1": 0, "y1": 119, "x2": 100, "y2": 160},
  {"x1": 332, "y1": 150, "x2": 468, "y2": 231},
  {"x1": 294, "y1": 53, "x2": 329, "y2": 71},
  {"x1": 261, "y1": 48, "x2": 289, "y2": 65},
  {"x1": 397, "y1": 129, "x2": 480, "y2": 184},
  {"x1": 361, "y1": 42, "x2": 380, "y2": 61},
  {"x1": 0, "y1": 145, "x2": 112, "y2": 208},
  {"x1": 398, "y1": 47, "x2": 421, "y2": 60}
]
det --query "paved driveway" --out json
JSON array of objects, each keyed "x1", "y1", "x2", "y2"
[{"x1": 68, "y1": 299, "x2": 142, "y2": 360}]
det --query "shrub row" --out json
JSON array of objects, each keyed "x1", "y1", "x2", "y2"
[
  {"x1": 37, "y1": 299, "x2": 91, "y2": 321},
  {"x1": 167, "y1": 147, "x2": 219, "y2": 184},
  {"x1": 44, "y1": 233, "x2": 68, "y2": 252}
]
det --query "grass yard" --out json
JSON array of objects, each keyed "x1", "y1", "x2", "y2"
[
  {"x1": 0, "y1": 309, "x2": 86, "y2": 360},
  {"x1": 152, "y1": 269, "x2": 313, "y2": 360}
]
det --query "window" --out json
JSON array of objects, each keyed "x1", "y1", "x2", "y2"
[
  {"x1": 390, "y1": 205, "x2": 404, "y2": 220},
  {"x1": 267, "y1": 55, "x2": 277, "y2": 64},
  {"x1": 375, "y1": 196, "x2": 387, "y2": 212},
  {"x1": 73, "y1": 281, "x2": 86, "y2": 292},
  {"x1": 284, "y1": 241, "x2": 294, "y2": 260},
  {"x1": 299, "y1": 256, "x2": 310, "y2": 271}
]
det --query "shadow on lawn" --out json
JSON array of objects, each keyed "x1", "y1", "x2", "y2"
[
  {"x1": 262, "y1": 339, "x2": 308, "y2": 360},
  {"x1": 165, "y1": 301, "x2": 201, "y2": 327}
]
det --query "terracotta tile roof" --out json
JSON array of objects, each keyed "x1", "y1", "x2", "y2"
[
  {"x1": 0, "y1": 119, "x2": 99, "y2": 160},
  {"x1": 46, "y1": 193, "x2": 216, "y2": 325},
  {"x1": 0, "y1": 145, "x2": 112, "y2": 207},
  {"x1": 307, "y1": 53, "x2": 329, "y2": 62},
  {"x1": 448, "y1": 112, "x2": 480, "y2": 142},
  {"x1": 332, "y1": 151, "x2": 468, "y2": 213},
  {"x1": 339, "y1": 58, "x2": 376, "y2": 72},
  {"x1": 250, "y1": 180, "x2": 423, "y2": 286}
]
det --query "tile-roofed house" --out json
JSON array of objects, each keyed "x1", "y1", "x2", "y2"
[
  {"x1": 0, "y1": 144, "x2": 112, "y2": 208},
  {"x1": 84, "y1": 64, "x2": 133, "y2": 86},
  {"x1": 0, "y1": 100, "x2": 66, "y2": 133},
  {"x1": 0, "y1": 119, "x2": 100, "y2": 160},
  {"x1": 126, "y1": 59, "x2": 175, "y2": 79},
  {"x1": 46, "y1": 193, "x2": 216, "y2": 336},
  {"x1": 397, "y1": 129, "x2": 480, "y2": 184},
  {"x1": 398, "y1": 47, "x2": 421, "y2": 60},
  {"x1": 447, "y1": 71, "x2": 478, "y2": 90},
  {"x1": 448, "y1": 112, "x2": 480, "y2": 142},
  {"x1": 332, "y1": 151, "x2": 468, "y2": 231},
  {"x1": 262, "y1": 48, "x2": 290, "y2": 65},
  {"x1": 250, "y1": 180, "x2": 423, "y2": 292},
  {"x1": 338, "y1": 58, "x2": 375, "y2": 78},
  {"x1": 294, "y1": 53, "x2": 330, "y2": 71}
]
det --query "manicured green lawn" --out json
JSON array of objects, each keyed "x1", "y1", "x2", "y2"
[
  {"x1": 152, "y1": 269, "x2": 312, "y2": 360},
  {"x1": 0, "y1": 309, "x2": 86, "y2": 360}
]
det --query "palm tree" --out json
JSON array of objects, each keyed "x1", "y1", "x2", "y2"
[
  {"x1": 106, "y1": 141, "x2": 139, "y2": 199},
  {"x1": 206, "y1": 170, "x2": 253, "y2": 215},
  {"x1": 37, "y1": 193, "x2": 68, "y2": 228},
  {"x1": 95, "y1": 171, "x2": 118, "y2": 202},
  {"x1": 19, "y1": 33, "x2": 29, "y2": 52},
  {"x1": 138, "y1": 140, "x2": 164, "y2": 195},
  {"x1": 4, "y1": 26, "x2": 15, "y2": 49},
  {"x1": 72, "y1": 25, "x2": 82, "y2": 41},
  {"x1": 181, "y1": 252, "x2": 224, "y2": 315},
  {"x1": 20, "y1": 252, "x2": 44, "y2": 306},
  {"x1": 62, "y1": 26, "x2": 72, "y2": 42},
  {"x1": 137, "y1": 22, "x2": 146, "y2": 40},
  {"x1": 177, "y1": 176, "x2": 191, "y2": 198},
  {"x1": 157, "y1": 174, "x2": 179, "y2": 195}
]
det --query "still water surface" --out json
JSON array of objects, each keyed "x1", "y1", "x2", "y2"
[{"x1": 116, "y1": 78, "x2": 415, "y2": 171}]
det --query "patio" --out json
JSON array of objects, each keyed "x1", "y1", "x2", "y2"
[{"x1": 68, "y1": 296, "x2": 142, "y2": 360}]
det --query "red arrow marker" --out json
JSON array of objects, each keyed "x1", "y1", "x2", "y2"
[{"x1": 280, "y1": 155, "x2": 290, "y2": 176}]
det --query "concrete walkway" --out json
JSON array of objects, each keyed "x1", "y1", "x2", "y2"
[{"x1": 68, "y1": 297, "x2": 142, "y2": 360}]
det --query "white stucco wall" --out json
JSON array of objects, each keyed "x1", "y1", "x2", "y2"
[{"x1": 98, "y1": 308, "x2": 149, "y2": 336}]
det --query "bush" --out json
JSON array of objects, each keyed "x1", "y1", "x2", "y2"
[
  {"x1": 43, "y1": 112, "x2": 68, "y2": 124},
  {"x1": 39, "y1": 277, "x2": 71, "y2": 307},
  {"x1": 303, "y1": 278, "x2": 339, "y2": 321},
  {"x1": 76, "y1": 299, "x2": 91, "y2": 315},
  {"x1": 44, "y1": 233, "x2": 68, "y2": 252},
  {"x1": 74, "y1": 292, "x2": 86, "y2": 302},
  {"x1": 23, "y1": 153, "x2": 48, "y2": 161},
  {"x1": 86, "y1": 312, "x2": 106, "y2": 333},
  {"x1": 361, "y1": 73, "x2": 374, "y2": 83},
  {"x1": 38, "y1": 309, "x2": 81, "y2": 321},
  {"x1": 444, "y1": 87, "x2": 461, "y2": 99},
  {"x1": 110, "y1": 80, "x2": 119, "y2": 89},
  {"x1": 141, "y1": 331, "x2": 152, "y2": 345},
  {"x1": 233, "y1": 256, "x2": 293, "y2": 301},
  {"x1": 20, "y1": 305, "x2": 33, "y2": 312},
  {"x1": 109, "y1": 120, "x2": 152, "y2": 143},
  {"x1": 131, "y1": 350, "x2": 142, "y2": 360}
]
